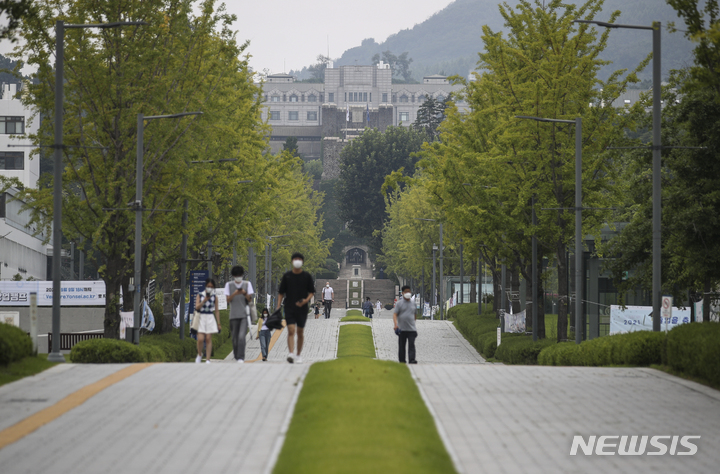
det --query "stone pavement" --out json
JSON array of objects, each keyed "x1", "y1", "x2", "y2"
[
  {"x1": 372, "y1": 319, "x2": 485, "y2": 364},
  {"x1": 411, "y1": 364, "x2": 720, "y2": 474},
  {"x1": 0, "y1": 363, "x2": 308, "y2": 474}
]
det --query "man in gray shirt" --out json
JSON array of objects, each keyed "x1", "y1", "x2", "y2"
[{"x1": 393, "y1": 285, "x2": 417, "y2": 364}]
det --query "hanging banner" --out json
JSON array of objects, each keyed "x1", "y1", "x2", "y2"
[
  {"x1": 609, "y1": 305, "x2": 691, "y2": 334},
  {"x1": 503, "y1": 310, "x2": 526, "y2": 333},
  {"x1": 0, "y1": 281, "x2": 106, "y2": 306}
]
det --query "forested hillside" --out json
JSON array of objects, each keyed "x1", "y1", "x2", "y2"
[{"x1": 300, "y1": 0, "x2": 696, "y2": 81}]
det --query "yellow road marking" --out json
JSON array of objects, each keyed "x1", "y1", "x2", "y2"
[
  {"x1": 248, "y1": 321, "x2": 286, "y2": 363},
  {"x1": 0, "y1": 363, "x2": 153, "y2": 450}
]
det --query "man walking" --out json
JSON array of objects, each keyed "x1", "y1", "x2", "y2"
[
  {"x1": 393, "y1": 285, "x2": 417, "y2": 364},
  {"x1": 321, "y1": 281, "x2": 334, "y2": 319},
  {"x1": 224, "y1": 265, "x2": 254, "y2": 363},
  {"x1": 362, "y1": 297, "x2": 373, "y2": 319},
  {"x1": 277, "y1": 252, "x2": 315, "y2": 364}
]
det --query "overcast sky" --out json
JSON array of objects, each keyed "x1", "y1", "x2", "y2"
[{"x1": 227, "y1": 0, "x2": 455, "y2": 73}]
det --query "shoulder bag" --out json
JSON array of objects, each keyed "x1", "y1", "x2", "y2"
[{"x1": 265, "y1": 308, "x2": 284, "y2": 330}]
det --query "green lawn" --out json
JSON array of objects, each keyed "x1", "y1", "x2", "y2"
[
  {"x1": 0, "y1": 354, "x2": 66, "y2": 388},
  {"x1": 345, "y1": 309, "x2": 363, "y2": 317},
  {"x1": 340, "y1": 314, "x2": 371, "y2": 323},
  {"x1": 337, "y1": 325, "x2": 375, "y2": 358},
  {"x1": 274, "y1": 314, "x2": 457, "y2": 474}
]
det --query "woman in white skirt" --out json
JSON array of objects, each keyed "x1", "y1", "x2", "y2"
[{"x1": 195, "y1": 279, "x2": 221, "y2": 363}]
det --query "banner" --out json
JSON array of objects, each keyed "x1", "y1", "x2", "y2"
[
  {"x1": 609, "y1": 305, "x2": 690, "y2": 334},
  {"x1": 0, "y1": 281, "x2": 106, "y2": 306},
  {"x1": 503, "y1": 310, "x2": 526, "y2": 333},
  {"x1": 119, "y1": 311, "x2": 134, "y2": 339}
]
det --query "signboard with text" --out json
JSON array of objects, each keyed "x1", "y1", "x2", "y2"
[
  {"x1": 0, "y1": 281, "x2": 106, "y2": 306},
  {"x1": 610, "y1": 305, "x2": 690, "y2": 334},
  {"x1": 189, "y1": 271, "x2": 209, "y2": 309}
]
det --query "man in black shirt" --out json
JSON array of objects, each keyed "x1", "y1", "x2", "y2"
[{"x1": 277, "y1": 252, "x2": 315, "y2": 363}]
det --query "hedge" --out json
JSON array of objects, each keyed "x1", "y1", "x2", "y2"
[
  {"x1": 665, "y1": 322, "x2": 720, "y2": 387},
  {"x1": 71, "y1": 330, "x2": 198, "y2": 363},
  {"x1": 538, "y1": 331, "x2": 666, "y2": 367},
  {"x1": 0, "y1": 323, "x2": 34, "y2": 366},
  {"x1": 494, "y1": 336, "x2": 556, "y2": 365}
]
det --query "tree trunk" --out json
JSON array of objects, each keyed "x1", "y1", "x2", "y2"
[
  {"x1": 556, "y1": 243, "x2": 569, "y2": 342},
  {"x1": 704, "y1": 277, "x2": 711, "y2": 323},
  {"x1": 470, "y1": 260, "x2": 477, "y2": 304},
  {"x1": 511, "y1": 265, "x2": 521, "y2": 314},
  {"x1": 492, "y1": 265, "x2": 501, "y2": 316}
]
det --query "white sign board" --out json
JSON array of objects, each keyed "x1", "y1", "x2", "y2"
[
  {"x1": 610, "y1": 305, "x2": 690, "y2": 335},
  {"x1": 503, "y1": 310, "x2": 526, "y2": 333},
  {"x1": 661, "y1": 296, "x2": 673, "y2": 332},
  {"x1": 215, "y1": 291, "x2": 227, "y2": 311},
  {"x1": 0, "y1": 281, "x2": 106, "y2": 306},
  {"x1": 0, "y1": 311, "x2": 20, "y2": 327},
  {"x1": 119, "y1": 311, "x2": 134, "y2": 339}
]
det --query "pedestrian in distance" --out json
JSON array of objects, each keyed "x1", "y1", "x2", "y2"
[
  {"x1": 195, "y1": 279, "x2": 221, "y2": 363},
  {"x1": 363, "y1": 296, "x2": 373, "y2": 319},
  {"x1": 277, "y1": 252, "x2": 315, "y2": 364},
  {"x1": 224, "y1": 265, "x2": 254, "y2": 363},
  {"x1": 393, "y1": 285, "x2": 417, "y2": 364},
  {"x1": 256, "y1": 308, "x2": 272, "y2": 361},
  {"x1": 321, "y1": 281, "x2": 334, "y2": 319},
  {"x1": 314, "y1": 302, "x2": 321, "y2": 319},
  {"x1": 376, "y1": 299, "x2": 382, "y2": 314}
]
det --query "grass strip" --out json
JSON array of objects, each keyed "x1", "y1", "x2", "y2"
[
  {"x1": 0, "y1": 354, "x2": 65, "y2": 388},
  {"x1": 340, "y1": 314, "x2": 371, "y2": 323},
  {"x1": 273, "y1": 357, "x2": 456, "y2": 474},
  {"x1": 345, "y1": 309, "x2": 363, "y2": 317},
  {"x1": 337, "y1": 325, "x2": 375, "y2": 358}
]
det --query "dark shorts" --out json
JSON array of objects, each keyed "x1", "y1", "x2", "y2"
[{"x1": 285, "y1": 308, "x2": 309, "y2": 328}]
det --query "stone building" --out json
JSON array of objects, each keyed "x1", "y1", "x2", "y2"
[{"x1": 260, "y1": 63, "x2": 465, "y2": 163}]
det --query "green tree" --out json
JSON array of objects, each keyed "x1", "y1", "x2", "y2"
[
  {"x1": 336, "y1": 127, "x2": 425, "y2": 251},
  {"x1": 0, "y1": 0, "x2": 35, "y2": 41},
  {"x1": 306, "y1": 54, "x2": 331, "y2": 83},
  {"x1": 413, "y1": 96, "x2": 448, "y2": 141},
  {"x1": 371, "y1": 50, "x2": 413, "y2": 82},
  {"x1": 4, "y1": 0, "x2": 270, "y2": 338},
  {"x1": 283, "y1": 136, "x2": 299, "y2": 157},
  {"x1": 418, "y1": 0, "x2": 647, "y2": 340}
]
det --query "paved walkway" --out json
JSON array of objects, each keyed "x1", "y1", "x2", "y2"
[
  {"x1": 412, "y1": 364, "x2": 720, "y2": 474},
  {"x1": 373, "y1": 319, "x2": 485, "y2": 364}
]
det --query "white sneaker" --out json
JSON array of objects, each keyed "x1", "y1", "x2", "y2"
[
  {"x1": 205, "y1": 359, "x2": 211, "y2": 364},
  {"x1": 195, "y1": 355, "x2": 202, "y2": 364},
  {"x1": 237, "y1": 359, "x2": 244, "y2": 364},
  {"x1": 295, "y1": 355, "x2": 303, "y2": 364},
  {"x1": 287, "y1": 353, "x2": 295, "y2": 364}
]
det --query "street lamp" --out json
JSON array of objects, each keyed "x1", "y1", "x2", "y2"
[
  {"x1": 48, "y1": 19, "x2": 146, "y2": 363},
  {"x1": 516, "y1": 115, "x2": 582, "y2": 344},
  {"x1": 574, "y1": 20, "x2": 662, "y2": 331},
  {"x1": 131, "y1": 111, "x2": 202, "y2": 344}
]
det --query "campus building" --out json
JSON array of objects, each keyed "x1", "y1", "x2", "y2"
[
  {"x1": 260, "y1": 63, "x2": 465, "y2": 161},
  {"x1": 0, "y1": 82, "x2": 50, "y2": 280}
]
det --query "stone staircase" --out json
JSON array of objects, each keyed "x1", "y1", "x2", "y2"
[{"x1": 362, "y1": 279, "x2": 396, "y2": 308}]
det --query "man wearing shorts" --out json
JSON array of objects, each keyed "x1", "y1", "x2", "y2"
[{"x1": 277, "y1": 252, "x2": 315, "y2": 364}]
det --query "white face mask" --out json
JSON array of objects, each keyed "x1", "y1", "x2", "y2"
[
  {"x1": 403, "y1": 292, "x2": 411, "y2": 300},
  {"x1": 293, "y1": 259, "x2": 303, "y2": 269},
  {"x1": 326, "y1": 284, "x2": 330, "y2": 287},
  {"x1": 234, "y1": 277, "x2": 243, "y2": 284},
  {"x1": 205, "y1": 287, "x2": 214, "y2": 295}
]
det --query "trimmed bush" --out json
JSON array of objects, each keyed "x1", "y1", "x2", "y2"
[
  {"x1": 449, "y1": 304, "x2": 502, "y2": 359},
  {"x1": 0, "y1": 323, "x2": 34, "y2": 366},
  {"x1": 665, "y1": 322, "x2": 720, "y2": 387},
  {"x1": 71, "y1": 338, "x2": 146, "y2": 363},
  {"x1": 538, "y1": 331, "x2": 666, "y2": 367},
  {"x1": 140, "y1": 332, "x2": 197, "y2": 362},
  {"x1": 494, "y1": 336, "x2": 555, "y2": 365}
]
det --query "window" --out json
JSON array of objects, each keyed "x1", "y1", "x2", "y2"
[
  {"x1": 263, "y1": 94, "x2": 268, "y2": 102},
  {"x1": 0, "y1": 193, "x2": 5, "y2": 218},
  {"x1": 289, "y1": 95, "x2": 298, "y2": 102},
  {"x1": 399, "y1": 94, "x2": 408, "y2": 103},
  {"x1": 399, "y1": 112, "x2": 409, "y2": 122},
  {"x1": 363, "y1": 92, "x2": 368, "y2": 102},
  {"x1": 344, "y1": 92, "x2": 347, "y2": 102},
  {"x1": 369, "y1": 93, "x2": 372, "y2": 102},
  {"x1": 270, "y1": 95, "x2": 280, "y2": 102},
  {"x1": 354, "y1": 92, "x2": 358, "y2": 102},
  {"x1": 0, "y1": 151, "x2": 23, "y2": 170},
  {"x1": 308, "y1": 94, "x2": 317, "y2": 102},
  {"x1": 437, "y1": 95, "x2": 445, "y2": 102},
  {"x1": 392, "y1": 94, "x2": 397, "y2": 103},
  {"x1": 382, "y1": 93, "x2": 388, "y2": 103},
  {"x1": 418, "y1": 94, "x2": 425, "y2": 102},
  {"x1": 289, "y1": 111, "x2": 299, "y2": 121},
  {"x1": 270, "y1": 111, "x2": 280, "y2": 120},
  {"x1": 307, "y1": 111, "x2": 318, "y2": 121},
  {"x1": 282, "y1": 94, "x2": 286, "y2": 101},
  {"x1": 0, "y1": 116, "x2": 24, "y2": 134},
  {"x1": 327, "y1": 93, "x2": 333, "y2": 102}
]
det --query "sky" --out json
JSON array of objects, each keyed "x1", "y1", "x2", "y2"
[{"x1": 225, "y1": 0, "x2": 455, "y2": 74}]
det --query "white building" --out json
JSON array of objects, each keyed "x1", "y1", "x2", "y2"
[{"x1": 0, "y1": 82, "x2": 49, "y2": 281}]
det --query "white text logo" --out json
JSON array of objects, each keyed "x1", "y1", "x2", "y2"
[{"x1": 570, "y1": 435, "x2": 700, "y2": 456}]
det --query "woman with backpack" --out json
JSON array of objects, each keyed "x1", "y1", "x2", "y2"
[{"x1": 195, "y1": 279, "x2": 221, "y2": 363}]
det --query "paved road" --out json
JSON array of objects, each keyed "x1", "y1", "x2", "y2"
[
  {"x1": 373, "y1": 319, "x2": 485, "y2": 364},
  {"x1": 412, "y1": 364, "x2": 720, "y2": 474}
]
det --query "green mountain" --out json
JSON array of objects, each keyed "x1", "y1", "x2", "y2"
[{"x1": 328, "y1": 0, "x2": 696, "y2": 81}]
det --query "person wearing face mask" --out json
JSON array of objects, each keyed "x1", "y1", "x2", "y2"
[
  {"x1": 321, "y1": 281, "x2": 334, "y2": 319},
  {"x1": 393, "y1": 285, "x2": 418, "y2": 364},
  {"x1": 256, "y1": 308, "x2": 272, "y2": 361},
  {"x1": 195, "y1": 279, "x2": 221, "y2": 363},
  {"x1": 224, "y1": 265, "x2": 254, "y2": 363},
  {"x1": 277, "y1": 252, "x2": 316, "y2": 364}
]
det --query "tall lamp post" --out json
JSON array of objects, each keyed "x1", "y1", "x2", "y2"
[
  {"x1": 131, "y1": 111, "x2": 202, "y2": 344},
  {"x1": 516, "y1": 115, "x2": 582, "y2": 344},
  {"x1": 48, "y1": 19, "x2": 145, "y2": 363},
  {"x1": 574, "y1": 20, "x2": 661, "y2": 331}
]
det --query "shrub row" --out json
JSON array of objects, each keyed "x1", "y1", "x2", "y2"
[
  {"x1": 0, "y1": 323, "x2": 34, "y2": 365},
  {"x1": 665, "y1": 322, "x2": 720, "y2": 387},
  {"x1": 538, "y1": 330, "x2": 667, "y2": 367},
  {"x1": 71, "y1": 330, "x2": 198, "y2": 363}
]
